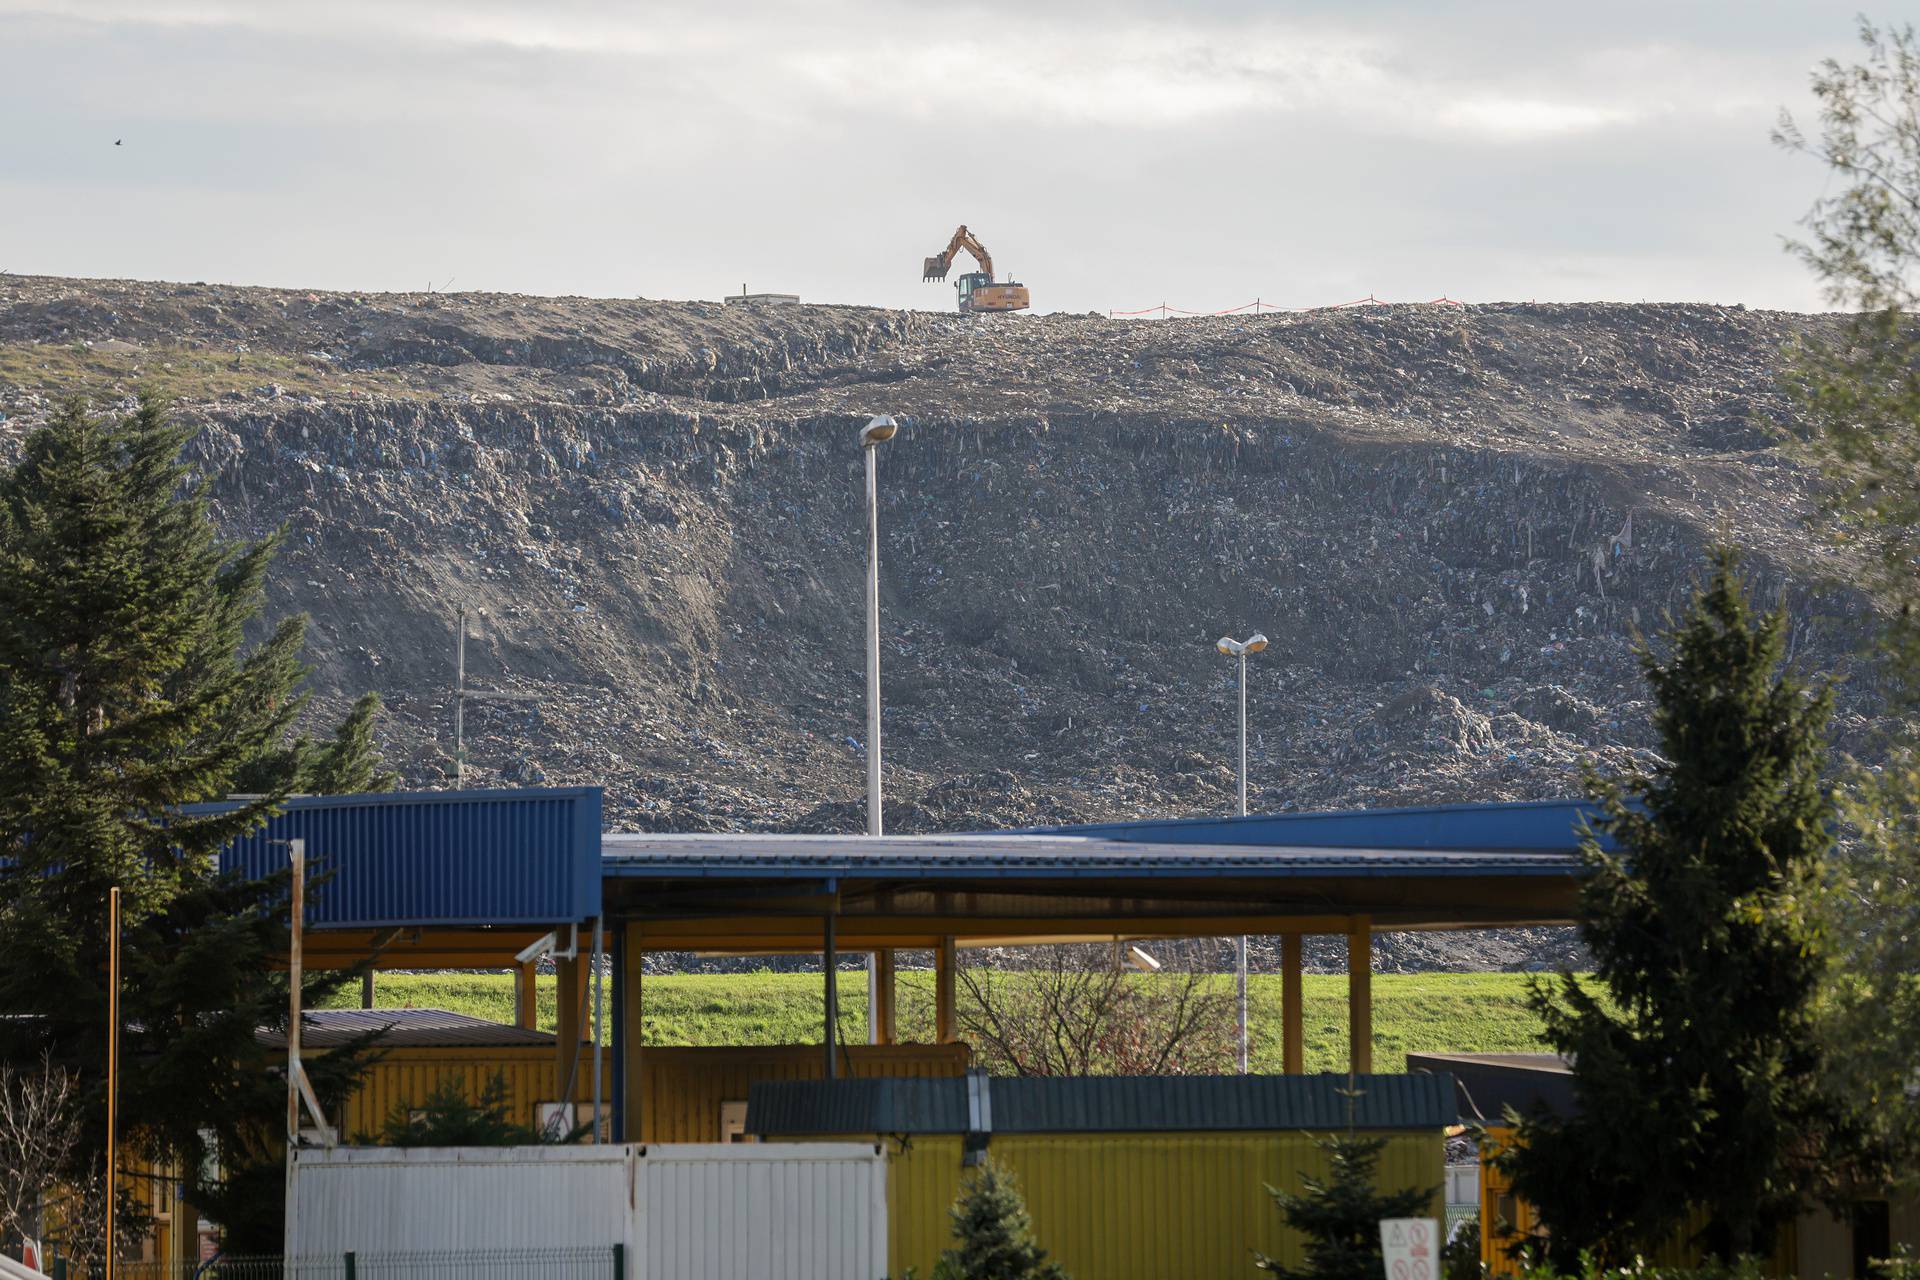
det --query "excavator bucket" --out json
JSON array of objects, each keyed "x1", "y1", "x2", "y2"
[{"x1": 922, "y1": 255, "x2": 950, "y2": 282}]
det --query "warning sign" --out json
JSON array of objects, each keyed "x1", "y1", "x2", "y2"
[{"x1": 1379, "y1": 1217, "x2": 1439, "y2": 1280}]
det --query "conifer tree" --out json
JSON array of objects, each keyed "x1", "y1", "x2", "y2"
[
  {"x1": 306, "y1": 692, "x2": 400, "y2": 794},
  {"x1": 0, "y1": 397, "x2": 384, "y2": 1251},
  {"x1": 1501, "y1": 548, "x2": 1848, "y2": 1265},
  {"x1": 370, "y1": 1072, "x2": 539, "y2": 1147},
  {"x1": 1256, "y1": 1134, "x2": 1433, "y2": 1280},
  {"x1": 938, "y1": 1157, "x2": 1069, "y2": 1280}
]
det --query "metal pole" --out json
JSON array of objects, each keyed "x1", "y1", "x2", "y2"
[
  {"x1": 591, "y1": 916, "x2": 605, "y2": 1143},
  {"x1": 864, "y1": 443, "x2": 884, "y2": 1043},
  {"x1": 1237, "y1": 654, "x2": 1249, "y2": 1073},
  {"x1": 454, "y1": 608, "x2": 466, "y2": 787},
  {"x1": 864, "y1": 447, "x2": 882, "y2": 837},
  {"x1": 285, "y1": 838, "x2": 305, "y2": 1262},
  {"x1": 824, "y1": 913, "x2": 839, "y2": 1080},
  {"x1": 105, "y1": 886, "x2": 120, "y2": 1280}
]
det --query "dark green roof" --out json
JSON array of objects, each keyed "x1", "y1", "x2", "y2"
[{"x1": 747, "y1": 1073, "x2": 1454, "y2": 1137}]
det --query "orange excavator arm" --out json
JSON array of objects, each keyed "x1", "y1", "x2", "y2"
[{"x1": 922, "y1": 225, "x2": 993, "y2": 282}]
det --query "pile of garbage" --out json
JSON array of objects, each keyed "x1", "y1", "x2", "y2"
[{"x1": 0, "y1": 275, "x2": 1892, "y2": 971}]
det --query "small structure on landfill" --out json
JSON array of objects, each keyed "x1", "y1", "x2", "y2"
[{"x1": 723, "y1": 283, "x2": 800, "y2": 305}]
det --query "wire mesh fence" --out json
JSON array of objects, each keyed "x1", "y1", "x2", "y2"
[{"x1": 48, "y1": 1246, "x2": 622, "y2": 1279}]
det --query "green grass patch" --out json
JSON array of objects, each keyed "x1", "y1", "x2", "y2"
[{"x1": 330, "y1": 970, "x2": 1565, "y2": 1074}]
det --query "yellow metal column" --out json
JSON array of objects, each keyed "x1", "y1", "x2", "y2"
[
  {"x1": 1347, "y1": 916, "x2": 1373, "y2": 1075},
  {"x1": 514, "y1": 962, "x2": 538, "y2": 1030},
  {"x1": 874, "y1": 949, "x2": 897, "y2": 1045},
  {"x1": 622, "y1": 924, "x2": 646, "y2": 1144},
  {"x1": 555, "y1": 952, "x2": 585, "y2": 1099},
  {"x1": 935, "y1": 936, "x2": 958, "y2": 1044},
  {"x1": 1282, "y1": 932, "x2": 1304, "y2": 1074}
]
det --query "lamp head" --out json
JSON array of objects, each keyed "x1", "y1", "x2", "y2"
[
  {"x1": 859, "y1": 414, "x2": 899, "y2": 448},
  {"x1": 1243, "y1": 633, "x2": 1269, "y2": 653},
  {"x1": 1217, "y1": 634, "x2": 1269, "y2": 657}
]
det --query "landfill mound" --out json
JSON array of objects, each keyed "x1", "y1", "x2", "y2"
[{"x1": 0, "y1": 276, "x2": 1888, "y2": 971}]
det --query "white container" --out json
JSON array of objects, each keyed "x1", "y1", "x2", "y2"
[{"x1": 290, "y1": 1141, "x2": 888, "y2": 1279}]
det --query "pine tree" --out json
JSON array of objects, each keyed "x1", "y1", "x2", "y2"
[
  {"x1": 1256, "y1": 1134, "x2": 1434, "y2": 1280},
  {"x1": 939, "y1": 1157, "x2": 1069, "y2": 1280},
  {"x1": 305, "y1": 692, "x2": 400, "y2": 794},
  {"x1": 1501, "y1": 547, "x2": 1849, "y2": 1265},
  {"x1": 0, "y1": 397, "x2": 381, "y2": 1252},
  {"x1": 370, "y1": 1072, "x2": 541, "y2": 1147}
]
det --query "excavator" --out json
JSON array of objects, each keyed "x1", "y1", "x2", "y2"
[{"x1": 921, "y1": 225, "x2": 1030, "y2": 314}]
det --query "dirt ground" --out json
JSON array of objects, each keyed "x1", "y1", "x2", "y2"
[{"x1": 0, "y1": 276, "x2": 1884, "y2": 970}]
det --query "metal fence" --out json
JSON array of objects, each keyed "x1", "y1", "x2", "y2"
[{"x1": 50, "y1": 1247, "x2": 622, "y2": 1279}]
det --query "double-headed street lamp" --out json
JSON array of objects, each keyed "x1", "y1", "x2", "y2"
[{"x1": 1216, "y1": 631, "x2": 1268, "y2": 1073}]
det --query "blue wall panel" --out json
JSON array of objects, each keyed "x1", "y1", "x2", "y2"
[
  {"x1": 204, "y1": 787, "x2": 602, "y2": 928},
  {"x1": 1022, "y1": 798, "x2": 1609, "y2": 854}
]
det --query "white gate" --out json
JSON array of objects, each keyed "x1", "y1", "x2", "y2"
[{"x1": 290, "y1": 1142, "x2": 889, "y2": 1279}]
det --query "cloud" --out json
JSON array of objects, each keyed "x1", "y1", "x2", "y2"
[{"x1": 0, "y1": 0, "x2": 1856, "y2": 312}]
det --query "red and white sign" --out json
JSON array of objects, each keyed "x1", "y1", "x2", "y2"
[{"x1": 1380, "y1": 1217, "x2": 1439, "y2": 1280}]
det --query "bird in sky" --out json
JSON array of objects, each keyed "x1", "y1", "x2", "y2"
[{"x1": 114, "y1": 139, "x2": 121, "y2": 146}]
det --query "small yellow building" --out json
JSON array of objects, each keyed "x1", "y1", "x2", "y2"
[
  {"x1": 748, "y1": 1071, "x2": 1451, "y2": 1280},
  {"x1": 261, "y1": 1007, "x2": 600, "y2": 1140}
]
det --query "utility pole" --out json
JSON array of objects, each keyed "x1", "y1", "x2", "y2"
[
  {"x1": 285, "y1": 838, "x2": 304, "y2": 1262},
  {"x1": 281, "y1": 838, "x2": 336, "y2": 1262},
  {"x1": 105, "y1": 886, "x2": 120, "y2": 1280},
  {"x1": 452, "y1": 606, "x2": 541, "y2": 786},
  {"x1": 454, "y1": 606, "x2": 465, "y2": 786}
]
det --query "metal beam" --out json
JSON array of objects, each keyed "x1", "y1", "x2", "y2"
[
  {"x1": 936, "y1": 936, "x2": 958, "y2": 1044},
  {"x1": 1282, "y1": 932, "x2": 1304, "y2": 1074},
  {"x1": 1348, "y1": 917, "x2": 1373, "y2": 1075}
]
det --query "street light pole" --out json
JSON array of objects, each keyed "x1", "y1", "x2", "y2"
[
  {"x1": 1216, "y1": 633, "x2": 1268, "y2": 1073},
  {"x1": 1238, "y1": 649, "x2": 1249, "y2": 818},
  {"x1": 858, "y1": 415, "x2": 898, "y2": 1044}
]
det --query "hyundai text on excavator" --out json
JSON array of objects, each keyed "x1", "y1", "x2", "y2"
[{"x1": 922, "y1": 224, "x2": 1030, "y2": 314}]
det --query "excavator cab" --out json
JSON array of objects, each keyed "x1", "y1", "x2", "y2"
[
  {"x1": 954, "y1": 271, "x2": 992, "y2": 307},
  {"x1": 922, "y1": 225, "x2": 1030, "y2": 314}
]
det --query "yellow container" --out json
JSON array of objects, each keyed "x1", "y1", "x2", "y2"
[{"x1": 780, "y1": 1127, "x2": 1441, "y2": 1280}]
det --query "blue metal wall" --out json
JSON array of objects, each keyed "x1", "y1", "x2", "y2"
[
  {"x1": 1024, "y1": 798, "x2": 1609, "y2": 853},
  {"x1": 204, "y1": 787, "x2": 603, "y2": 928}
]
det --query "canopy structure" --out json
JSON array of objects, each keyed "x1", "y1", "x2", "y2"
[
  {"x1": 202, "y1": 789, "x2": 1600, "y2": 1137},
  {"x1": 600, "y1": 831, "x2": 1585, "y2": 951}
]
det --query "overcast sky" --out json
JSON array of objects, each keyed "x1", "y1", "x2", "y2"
[{"x1": 0, "y1": 1, "x2": 1870, "y2": 314}]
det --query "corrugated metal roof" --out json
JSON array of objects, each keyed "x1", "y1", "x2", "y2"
[
  {"x1": 257, "y1": 1008, "x2": 556, "y2": 1050},
  {"x1": 600, "y1": 832, "x2": 1582, "y2": 880},
  {"x1": 200, "y1": 787, "x2": 604, "y2": 928},
  {"x1": 748, "y1": 1073, "x2": 1455, "y2": 1136},
  {"x1": 1406, "y1": 1052, "x2": 1577, "y2": 1124},
  {"x1": 1024, "y1": 798, "x2": 1611, "y2": 854}
]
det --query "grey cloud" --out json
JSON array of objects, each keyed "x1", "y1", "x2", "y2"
[{"x1": 0, "y1": 0, "x2": 1861, "y2": 312}]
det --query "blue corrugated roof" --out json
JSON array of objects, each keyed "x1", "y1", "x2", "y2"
[
  {"x1": 1021, "y1": 798, "x2": 1610, "y2": 854},
  {"x1": 748, "y1": 1073, "x2": 1456, "y2": 1136},
  {"x1": 202, "y1": 787, "x2": 603, "y2": 928}
]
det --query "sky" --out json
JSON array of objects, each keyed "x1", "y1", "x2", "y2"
[{"x1": 0, "y1": 0, "x2": 1874, "y2": 314}]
